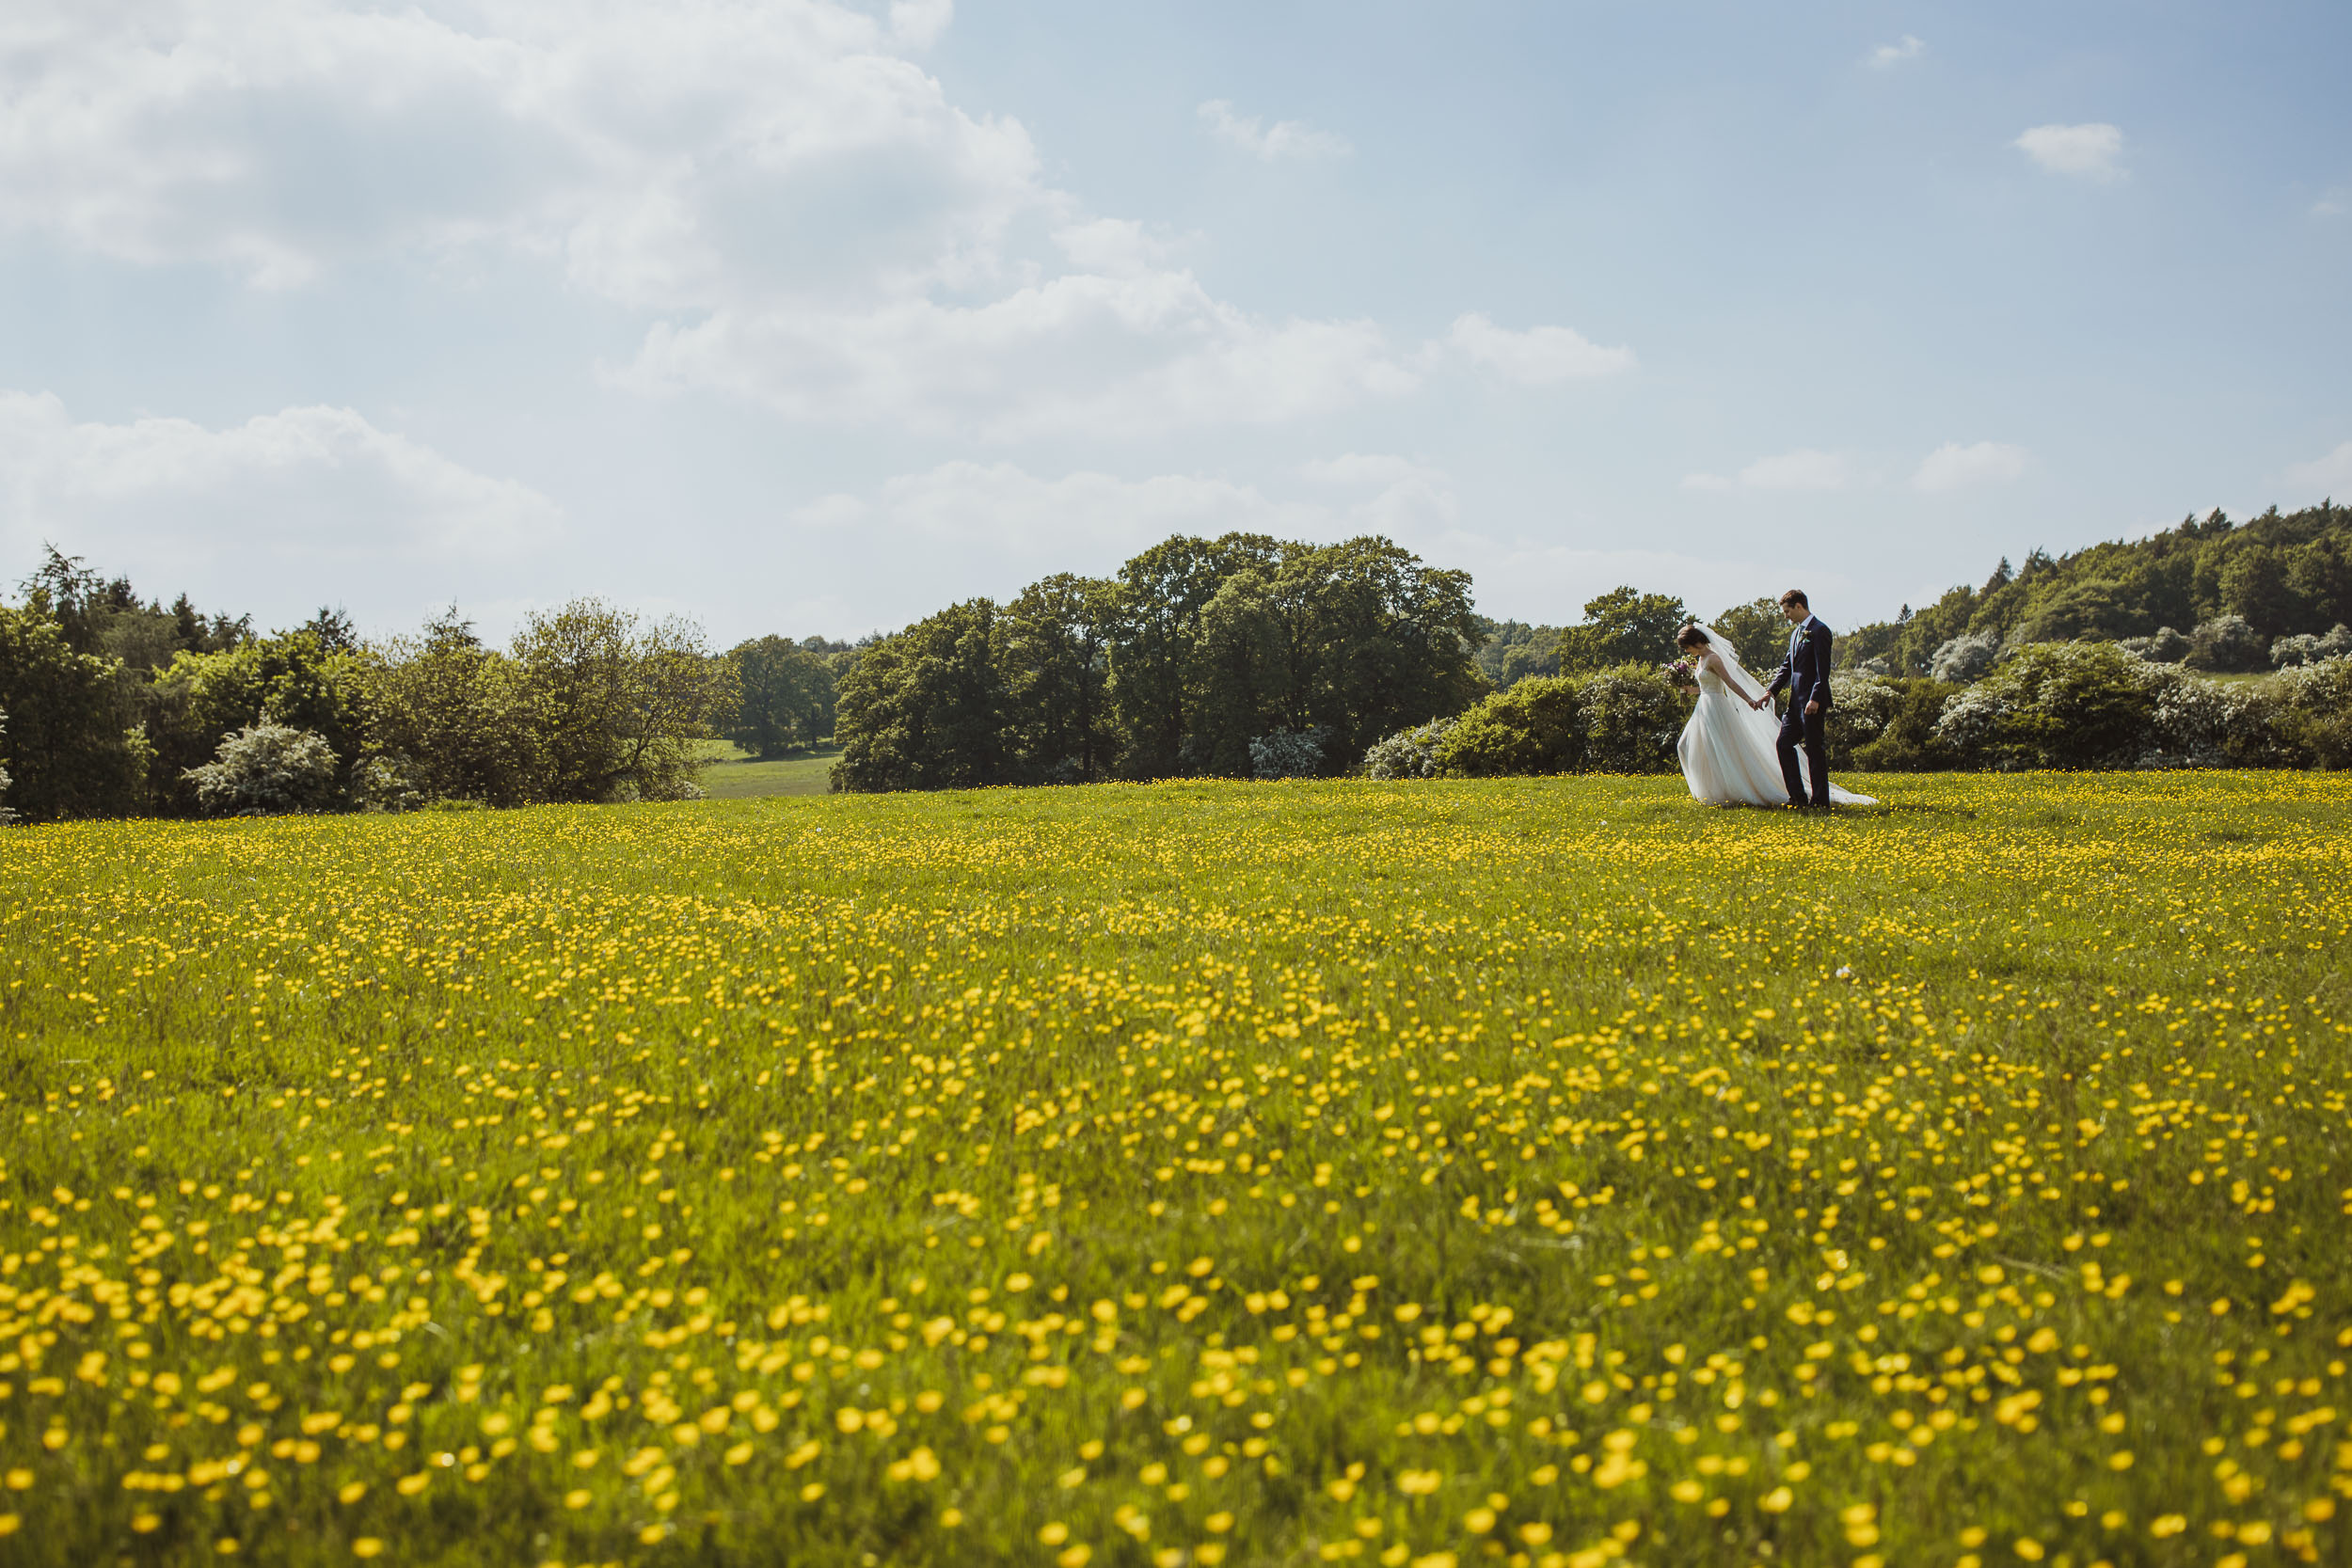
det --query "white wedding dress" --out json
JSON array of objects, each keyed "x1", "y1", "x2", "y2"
[{"x1": 1678, "y1": 637, "x2": 1876, "y2": 808}]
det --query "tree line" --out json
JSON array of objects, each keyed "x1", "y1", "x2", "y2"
[
  {"x1": 1841, "y1": 501, "x2": 2352, "y2": 676},
  {"x1": 831, "y1": 534, "x2": 1484, "y2": 790},
  {"x1": 8, "y1": 501, "x2": 2349, "y2": 820},
  {"x1": 0, "y1": 549, "x2": 779, "y2": 823}
]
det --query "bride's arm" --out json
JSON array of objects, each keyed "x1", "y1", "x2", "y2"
[{"x1": 1705, "y1": 649, "x2": 1764, "y2": 707}]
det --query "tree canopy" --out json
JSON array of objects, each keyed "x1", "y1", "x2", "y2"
[
  {"x1": 1555, "y1": 587, "x2": 1690, "y2": 675},
  {"x1": 833, "y1": 533, "x2": 1484, "y2": 792}
]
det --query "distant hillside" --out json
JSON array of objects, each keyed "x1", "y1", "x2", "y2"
[{"x1": 1841, "y1": 501, "x2": 2352, "y2": 673}]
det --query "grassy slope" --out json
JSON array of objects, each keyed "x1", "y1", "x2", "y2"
[
  {"x1": 693, "y1": 740, "x2": 840, "y2": 800},
  {"x1": 1, "y1": 774, "x2": 2348, "y2": 1567}
]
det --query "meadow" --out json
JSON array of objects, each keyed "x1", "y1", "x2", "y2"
[
  {"x1": 688, "y1": 742, "x2": 841, "y2": 801},
  {"x1": 2, "y1": 773, "x2": 2348, "y2": 1568}
]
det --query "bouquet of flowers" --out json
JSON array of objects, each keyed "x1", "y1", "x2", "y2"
[{"x1": 1662, "y1": 655, "x2": 1699, "y2": 690}]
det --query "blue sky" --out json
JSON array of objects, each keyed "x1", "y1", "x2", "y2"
[{"x1": 2, "y1": 1, "x2": 2345, "y2": 644}]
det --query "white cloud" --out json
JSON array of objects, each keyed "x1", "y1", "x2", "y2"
[
  {"x1": 618, "y1": 275, "x2": 1419, "y2": 438},
  {"x1": 1051, "y1": 217, "x2": 1170, "y2": 277},
  {"x1": 1869, "y1": 36, "x2": 1926, "y2": 68},
  {"x1": 799, "y1": 462, "x2": 1307, "y2": 562},
  {"x1": 0, "y1": 390, "x2": 561, "y2": 577},
  {"x1": 889, "y1": 0, "x2": 954, "y2": 47},
  {"x1": 2284, "y1": 440, "x2": 2352, "y2": 495},
  {"x1": 1444, "y1": 313, "x2": 1636, "y2": 383},
  {"x1": 1197, "y1": 100, "x2": 1353, "y2": 163},
  {"x1": 795, "y1": 455, "x2": 1461, "y2": 576},
  {"x1": 0, "y1": 0, "x2": 1035, "y2": 300},
  {"x1": 0, "y1": 4, "x2": 1470, "y2": 437},
  {"x1": 1683, "y1": 450, "x2": 1849, "y2": 493},
  {"x1": 2312, "y1": 189, "x2": 2348, "y2": 219},
  {"x1": 1739, "y1": 449, "x2": 1850, "y2": 491},
  {"x1": 1300, "y1": 453, "x2": 1442, "y2": 487},
  {"x1": 2014, "y1": 123, "x2": 2127, "y2": 182},
  {"x1": 0, "y1": 6, "x2": 1632, "y2": 444},
  {"x1": 1912, "y1": 441, "x2": 2030, "y2": 492}
]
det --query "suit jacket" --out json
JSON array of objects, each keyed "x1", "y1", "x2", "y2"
[{"x1": 1766, "y1": 617, "x2": 1835, "y2": 713}]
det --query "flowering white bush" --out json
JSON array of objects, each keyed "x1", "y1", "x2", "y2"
[
  {"x1": 1248, "y1": 726, "x2": 1329, "y2": 781},
  {"x1": 2136, "y1": 664, "x2": 2233, "y2": 767},
  {"x1": 183, "y1": 721, "x2": 341, "y2": 815},
  {"x1": 1930, "y1": 631, "x2": 2001, "y2": 685},
  {"x1": 1827, "y1": 674, "x2": 1902, "y2": 752},
  {"x1": 2120, "y1": 626, "x2": 2191, "y2": 663},
  {"x1": 2186, "y1": 615, "x2": 2266, "y2": 673},
  {"x1": 2269, "y1": 624, "x2": 2351, "y2": 667},
  {"x1": 1363, "y1": 718, "x2": 1457, "y2": 781}
]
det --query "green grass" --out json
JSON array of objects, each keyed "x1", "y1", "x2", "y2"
[
  {"x1": 692, "y1": 740, "x2": 840, "y2": 800},
  {"x1": 1, "y1": 772, "x2": 2348, "y2": 1567}
]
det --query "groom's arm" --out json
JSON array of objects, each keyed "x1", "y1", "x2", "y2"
[
  {"x1": 1764, "y1": 656, "x2": 1791, "y2": 700},
  {"x1": 1804, "y1": 626, "x2": 1833, "y2": 708}
]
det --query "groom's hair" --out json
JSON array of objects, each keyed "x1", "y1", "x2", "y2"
[{"x1": 1778, "y1": 589, "x2": 1809, "y2": 610}]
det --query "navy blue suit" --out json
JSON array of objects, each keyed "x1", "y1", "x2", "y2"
[{"x1": 1764, "y1": 616, "x2": 1834, "y2": 806}]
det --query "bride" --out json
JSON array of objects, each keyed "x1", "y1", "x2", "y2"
[{"x1": 1674, "y1": 624, "x2": 1875, "y2": 807}]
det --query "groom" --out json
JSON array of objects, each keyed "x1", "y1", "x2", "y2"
[{"x1": 1763, "y1": 589, "x2": 1834, "y2": 808}]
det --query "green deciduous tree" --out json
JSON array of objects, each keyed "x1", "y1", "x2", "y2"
[
  {"x1": 1470, "y1": 619, "x2": 1561, "y2": 689},
  {"x1": 833, "y1": 600, "x2": 1009, "y2": 793},
  {"x1": 0, "y1": 602, "x2": 151, "y2": 821},
  {"x1": 996, "y1": 575, "x2": 1118, "y2": 783},
  {"x1": 2286, "y1": 534, "x2": 2352, "y2": 628},
  {"x1": 1710, "y1": 599, "x2": 1788, "y2": 673},
  {"x1": 512, "y1": 599, "x2": 737, "y2": 802},
  {"x1": 355, "y1": 611, "x2": 537, "y2": 807},
  {"x1": 1556, "y1": 587, "x2": 1689, "y2": 675},
  {"x1": 1192, "y1": 569, "x2": 1293, "y2": 777},
  {"x1": 2220, "y1": 545, "x2": 2300, "y2": 639},
  {"x1": 1277, "y1": 536, "x2": 1484, "y2": 766},
  {"x1": 1107, "y1": 533, "x2": 1286, "y2": 778},
  {"x1": 723, "y1": 637, "x2": 837, "y2": 758}
]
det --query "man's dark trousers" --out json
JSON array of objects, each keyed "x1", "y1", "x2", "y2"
[{"x1": 1778, "y1": 706, "x2": 1828, "y2": 807}]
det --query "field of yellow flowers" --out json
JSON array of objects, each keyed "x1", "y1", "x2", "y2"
[{"x1": 3, "y1": 772, "x2": 2348, "y2": 1568}]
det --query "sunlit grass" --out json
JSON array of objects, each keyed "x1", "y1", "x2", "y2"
[
  {"x1": 691, "y1": 740, "x2": 841, "y2": 800},
  {"x1": 2, "y1": 771, "x2": 2347, "y2": 1567}
]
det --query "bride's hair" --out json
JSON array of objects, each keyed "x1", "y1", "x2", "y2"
[{"x1": 1675, "y1": 624, "x2": 1710, "y2": 649}]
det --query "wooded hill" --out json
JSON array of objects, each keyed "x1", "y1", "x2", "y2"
[{"x1": 1840, "y1": 501, "x2": 2351, "y2": 673}]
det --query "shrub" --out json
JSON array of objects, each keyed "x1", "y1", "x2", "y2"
[
  {"x1": 1929, "y1": 631, "x2": 2001, "y2": 685},
  {"x1": 1825, "y1": 675, "x2": 1903, "y2": 768},
  {"x1": 2274, "y1": 657, "x2": 2352, "y2": 768},
  {"x1": 1932, "y1": 641, "x2": 2153, "y2": 769},
  {"x1": 1362, "y1": 718, "x2": 1457, "y2": 781},
  {"x1": 0, "y1": 602, "x2": 152, "y2": 821},
  {"x1": 2119, "y1": 626, "x2": 2191, "y2": 663},
  {"x1": 0, "y1": 704, "x2": 13, "y2": 826},
  {"x1": 2184, "y1": 615, "x2": 2266, "y2": 673},
  {"x1": 1579, "y1": 664, "x2": 1685, "y2": 774},
  {"x1": 2136, "y1": 665, "x2": 2233, "y2": 768},
  {"x1": 1249, "y1": 727, "x2": 1328, "y2": 781},
  {"x1": 2134, "y1": 667, "x2": 2302, "y2": 768},
  {"x1": 2269, "y1": 624, "x2": 2352, "y2": 668},
  {"x1": 1432, "y1": 676, "x2": 1584, "y2": 777},
  {"x1": 1851, "y1": 680, "x2": 1963, "y2": 772},
  {"x1": 349, "y1": 754, "x2": 423, "y2": 813},
  {"x1": 183, "y1": 721, "x2": 341, "y2": 815}
]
